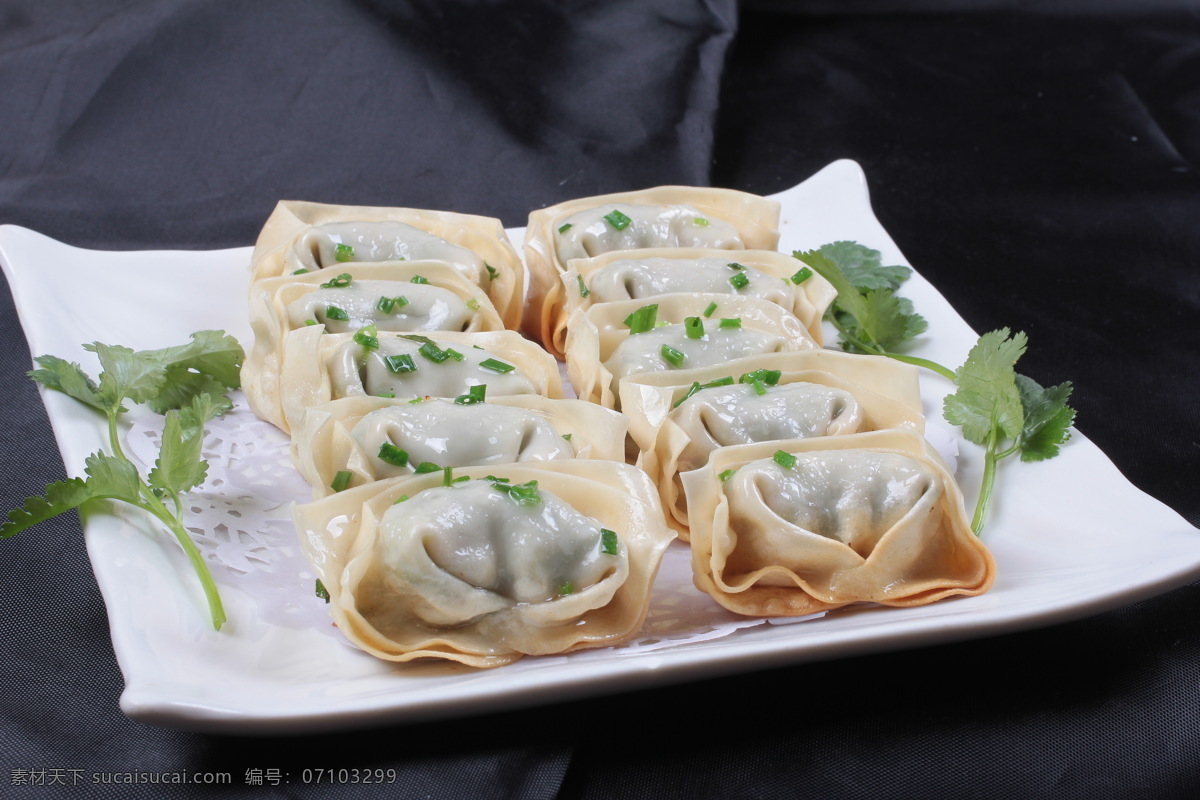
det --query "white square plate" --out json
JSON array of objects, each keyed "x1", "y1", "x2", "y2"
[{"x1": 3, "y1": 160, "x2": 1197, "y2": 734}]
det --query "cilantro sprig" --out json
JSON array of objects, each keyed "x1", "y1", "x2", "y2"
[
  {"x1": 804, "y1": 241, "x2": 1076, "y2": 534},
  {"x1": 4, "y1": 330, "x2": 244, "y2": 630}
]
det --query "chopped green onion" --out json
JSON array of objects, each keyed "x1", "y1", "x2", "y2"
[
  {"x1": 483, "y1": 475, "x2": 510, "y2": 485},
  {"x1": 558, "y1": 581, "x2": 575, "y2": 596},
  {"x1": 739, "y1": 368, "x2": 781, "y2": 387},
  {"x1": 562, "y1": 433, "x2": 572, "y2": 441},
  {"x1": 671, "y1": 375, "x2": 735, "y2": 408},
  {"x1": 375, "y1": 391, "x2": 395, "y2": 398},
  {"x1": 454, "y1": 384, "x2": 487, "y2": 405},
  {"x1": 599, "y1": 528, "x2": 619, "y2": 555},
  {"x1": 418, "y1": 342, "x2": 452, "y2": 363},
  {"x1": 479, "y1": 358, "x2": 515, "y2": 374},
  {"x1": 408, "y1": 396, "x2": 426, "y2": 404},
  {"x1": 718, "y1": 468, "x2": 737, "y2": 482},
  {"x1": 728, "y1": 272, "x2": 750, "y2": 290},
  {"x1": 748, "y1": 378, "x2": 767, "y2": 395},
  {"x1": 321, "y1": 272, "x2": 352, "y2": 288},
  {"x1": 684, "y1": 316, "x2": 705, "y2": 340},
  {"x1": 485, "y1": 263, "x2": 498, "y2": 280},
  {"x1": 443, "y1": 348, "x2": 464, "y2": 362},
  {"x1": 719, "y1": 317, "x2": 742, "y2": 329},
  {"x1": 376, "y1": 296, "x2": 396, "y2": 313},
  {"x1": 727, "y1": 262, "x2": 747, "y2": 271},
  {"x1": 453, "y1": 475, "x2": 470, "y2": 484},
  {"x1": 378, "y1": 442, "x2": 409, "y2": 467},
  {"x1": 414, "y1": 461, "x2": 441, "y2": 474},
  {"x1": 315, "y1": 579, "x2": 330, "y2": 602},
  {"x1": 466, "y1": 298, "x2": 481, "y2": 311},
  {"x1": 773, "y1": 450, "x2": 797, "y2": 469},
  {"x1": 393, "y1": 494, "x2": 409, "y2": 504},
  {"x1": 790, "y1": 266, "x2": 814, "y2": 284},
  {"x1": 442, "y1": 466, "x2": 454, "y2": 487},
  {"x1": 603, "y1": 209, "x2": 632, "y2": 230},
  {"x1": 304, "y1": 319, "x2": 318, "y2": 327},
  {"x1": 660, "y1": 344, "x2": 686, "y2": 368},
  {"x1": 410, "y1": 275, "x2": 429, "y2": 285},
  {"x1": 334, "y1": 244, "x2": 354, "y2": 263},
  {"x1": 624, "y1": 304, "x2": 659, "y2": 335},
  {"x1": 693, "y1": 217, "x2": 710, "y2": 227},
  {"x1": 491, "y1": 479, "x2": 541, "y2": 506},
  {"x1": 703, "y1": 301, "x2": 718, "y2": 318},
  {"x1": 576, "y1": 274, "x2": 591, "y2": 298},
  {"x1": 353, "y1": 324, "x2": 380, "y2": 350},
  {"x1": 331, "y1": 471, "x2": 353, "y2": 492},
  {"x1": 292, "y1": 268, "x2": 309, "y2": 275},
  {"x1": 558, "y1": 223, "x2": 573, "y2": 234},
  {"x1": 401, "y1": 334, "x2": 436, "y2": 345},
  {"x1": 384, "y1": 354, "x2": 417, "y2": 373},
  {"x1": 325, "y1": 305, "x2": 349, "y2": 321}
]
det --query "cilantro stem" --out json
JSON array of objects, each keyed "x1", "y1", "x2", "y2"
[
  {"x1": 972, "y1": 427, "x2": 1002, "y2": 535},
  {"x1": 830, "y1": 318, "x2": 957, "y2": 382},
  {"x1": 139, "y1": 492, "x2": 225, "y2": 630}
]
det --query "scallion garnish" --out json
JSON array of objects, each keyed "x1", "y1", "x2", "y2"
[
  {"x1": 331, "y1": 470, "x2": 353, "y2": 492},
  {"x1": 603, "y1": 209, "x2": 632, "y2": 230},
  {"x1": 479, "y1": 358, "x2": 515, "y2": 374},
  {"x1": 693, "y1": 217, "x2": 710, "y2": 227},
  {"x1": 490, "y1": 478, "x2": 541, "y2": 506},
  {"x1": 378, "y1": 442, "x2": 409, "y2": 467},
  {"x1": 739, "y1": 368, "x2": 781, "y2": 387},
  {"x1": 292, "y1": 268, "x2": 309, "y2": 275},
  {"x1": 671, "y1": 375, "x2": 735, "y2": 408},
  {"x1": 466, "y1": 298, "x2": 481, "y2": 311},
  {"x1": 315, "y1": 579, "x2": 330, "y2": 602},
  {"x1": 624, "y1": 304, "x2": 659, "y2": 335},
  {"x1": 485, "y1": 263, "x2": 498, "y2": 280},
  {"x1": 562, "y1": 433, "x2": 572, "y2": 441},
  {"x1": 384, "y1": 354, "x2": 417, "y2": 373},
  {"x1": 728, "y1": 272, "x2": 750, "y2": 290},
  {"x1": 454, "y1": 384, "x2": 487, "y2": 405},
  {"x1": 304, "y1": 319, "x2": 318, "y2": 326},
  {"x1": 334, "y1": 244, "x2": 354, "y2": 263},
  {"x1": 376, "y1": 296, "x2": 396, "y2": 313},
  {"x1": 558, "y1": 223, "x2": 573, "y2": 234},
  {"x1": 325, "y1": 305, "x2": 349, "y2": 321},
  {"x1": 354, "y1": 324, "x2": 380, "y2": 350},
  {"x1": 703, "y1": 301, "x2": 718, "y2": 318},
  {"x1": 790, "y1": 266, "x2": 814, "y2": 284},
  {"x1": 321, "y1": 272, "x2": 352, "y2": 288},
  {"x1": 400, "y1": 334, "x2": 436, "y2": 345},
  {"x1": 414, "y1": 461, "x2": 441, "y2": 474},
  {"x1": 418, "y1": 342, "x2": 452, "y2": 363},
  {"x1": 718, "y1": 468, "x2": 737, "y2": 482},
  {"x1": 443, "y1": 348, "x2": 464, "y2": 362},
  {"x1": 558, "y1": 581, "x2": 575, "y2": 596},
  {"x1": 375, "y1": 391, "x2": 395, "y2": 398},
  {"x1": 719, "y1": 317, "x2": 742, "y2": 329},
  {"x1": 411, "y1": 275, "x2": 429, "y2": 284},
  {"x1": 393, "y1": 494, "x2": 409, "y2": 504},
  {"x1": 727, "y1": 262, "x2": 747, "y2": 271},
  {"x1": 599, "y1": 528, "x2": 619, "y2": 555},
  {"x1": 442, "y1": 466, "x2": 454, "y2": 487},
  {"x1": 773, "y1": 450, "x2": 797, "y2": 469},
  {"x1": 660, "y1": 344, "x2": 685, "y2": 368},
  {"x1": 577, "y1": 274, "x2": 591, "y2": 298},
  {"x1": 684, "y1": 316, "x2": 705, "y2": 340}
]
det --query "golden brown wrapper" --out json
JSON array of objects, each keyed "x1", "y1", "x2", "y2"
[
  {"x1": 619, "y1": 350, "x2": 925, "y2": 539},
  {"x1": 292, "y1": 460, "x2": 676, "y2": 668},
  {"x1": 682, "y1": 430, "x2": 995, "y2": 617},
  {"x1": 249, "y1": 200, "x2": 524, "y2": 328},
  {"x1": 524, "y1": 187, "x2": 780, "y2": 358}
]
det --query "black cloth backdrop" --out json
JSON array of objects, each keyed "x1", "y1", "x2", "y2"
[{"x1": 2, "y1": 1, "x2": 1198, "y2": 798}]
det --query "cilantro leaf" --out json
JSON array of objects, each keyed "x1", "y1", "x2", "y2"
[
  {"x1": 27, "y1": 355, "x2": 107, "y2": 411},
  {"x1": 149, "y1": 394, "x2": 227, "y2": 495},
  {"x1": 86, "y1": 342, "x2": 167, "y2": 408},
  {"x1": 0, "y1": 478, "x2": 96, "y2": 538},
  {"x1": 82, "y1": 452, "x2": 144, "y2": 504},
  {"x1": 1016, "y1": 374, "x2": 1076, "y2": 462},
  {"x1": 819, "y1": 241, "x2": 911, "y2": 292},
  {"x1": 943, "y1": 329, "x2": 1027, "y2": 444},
  {"x1": 859, "y1": 290, "x2": 928, "y2": 351},
  {"x1": 144, "y1": 330, "x2": 245, "y2": 389}
]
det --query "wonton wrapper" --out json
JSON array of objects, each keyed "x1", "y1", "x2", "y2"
[
  {"x1": 523, "y1": 187, "x2": 780, "y2": 358},
  {"x1": 293, "y1": 394, "x2": 629, "y2": 498},
  {"x1": 243, "y1": 261, "x2": 505, "y2": 428},
  {"x1": 249, "y1": 200, "x2": 524, "y2": 328},
  {"x1": 256, "y1": 327, "x2": 561, "y2": 433},
  {"x1": 619, "y1": 350, "x2": 925, "y2": 539},
  {"x1": 682, "y1": 430, "x2": 995, "y2": 617},
  {"x1": 293, "y1": 460, "x2": 676, "y2": 668},
  {"x1": 564, "y1": 294, "x2": 817, "y2": 409},
  {"x1": 562, "y1": 248, "x2": 835, "y2": 346}
]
